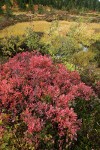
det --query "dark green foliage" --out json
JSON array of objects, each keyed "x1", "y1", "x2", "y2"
[
  {"x1": 0, "y1": 2, "x2": 3, "y2": 14},
  {"x1": 4, "y1": 0, "x2": 12, "y2": 17},
  {"x1": 0, "y1": 0, "x2": 100, "y2": 12},
  {"x1": 33, "y1": 0, "x2": 100, "y2": 11},
  {"x1": 29, "y1": 0, "x2": 34, "y2": 10},
  {"x1": 16, "y1": 0, "x2": 26, "y2": 9},
  {"x1": 0, "y1": 0, "x2": 4, "y2": 14},
  {"x1": 70, "y1": 97, "x2": 100, "y2": 150},
  {"x1": 38, "y1": 5, "x2": 44, "y2": 14}
]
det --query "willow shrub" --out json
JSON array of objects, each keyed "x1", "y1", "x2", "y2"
[
  {"x1": 0, "y1": 51, "x2": 95, "y2": 149},
  {"x1": 0, "y1": 35, "x2": 25, "y2": 56}
]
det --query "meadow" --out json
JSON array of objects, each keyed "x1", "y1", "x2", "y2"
[{"x1": 0, "y1": 20, "x2": 100, "y2": 39}]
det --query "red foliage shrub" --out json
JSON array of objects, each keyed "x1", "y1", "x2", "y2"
[{"x1": 0, "y1": 52, "x2": 94, "y2": 149}]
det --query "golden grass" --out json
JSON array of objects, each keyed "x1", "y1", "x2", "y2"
[
  {"x1": 0, "y1": 21, "x2": 100, "y2": 39},
  {"x1": 0, "y1": 21, "x2": 51, "y2": 38}
]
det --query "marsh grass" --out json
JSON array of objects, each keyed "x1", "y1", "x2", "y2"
[{"x1": 0, "y1": 21, "x2": 100, "y2": 39}]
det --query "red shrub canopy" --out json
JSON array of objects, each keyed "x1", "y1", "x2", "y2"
[{"x1": 0, "y1": 52, "x2": 94, "y2": 147}]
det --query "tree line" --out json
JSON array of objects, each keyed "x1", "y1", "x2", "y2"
[
  {"x1": 0, "y1": 0, "x2": 100, "y2": 11},
  {"x1": 33, "y1": 0, "x2": 100, "y2": 11}
]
